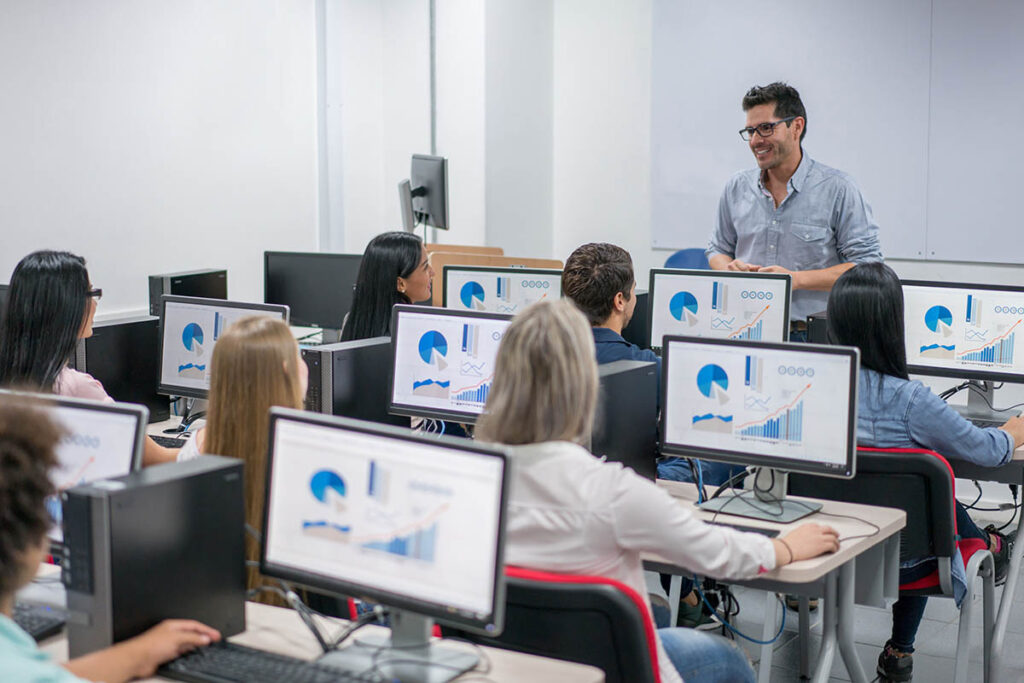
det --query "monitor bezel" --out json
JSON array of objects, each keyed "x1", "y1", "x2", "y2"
[
  {"x1": 263, "y1": 251, "x2": 362, "y2": 329},
  {"x1": 902, "y1": 279, "x2": 1024, "y2": 384},
  {"x1": 388, "y1": 304, "x2": 512, "y2": 424},
  {"x1": 158, "y1": 295, "x2": 290, "y2": 399},
  {"x1": 659, "y1": 335, "x2": 859, "y2": 479},
  {"x1": 441, "y1": 265, "x2": 564, "y2": 309},
  {"x1": 260, "y1": 407, "x2": 509, "y2": 635},
  {"x1": 646, "y1": 268, "x2": 793, "y2": 350},
  {"x1": 410, "y1": 154, "x2": 449, "y2": 231}
]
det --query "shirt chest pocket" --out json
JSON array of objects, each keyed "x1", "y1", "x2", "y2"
[{"x1": 787, "y1": 223, "x2": 835, "y2": 270}]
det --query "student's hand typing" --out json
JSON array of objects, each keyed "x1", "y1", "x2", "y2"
[
  {"x1": 127, "y1": 619, "x2": 222, "y2": 677},
  {"x1": 775, "y1": 523, "x2": 840, "y2": 565}
]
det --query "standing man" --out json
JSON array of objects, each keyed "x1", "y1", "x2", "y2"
[{"x1": 707, "y1": 82, "x2": 882, "y2": 341}]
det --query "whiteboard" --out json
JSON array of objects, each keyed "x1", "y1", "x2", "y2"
[
  {"x1": 0, "y1": 2, "x2": 319, "y2": 315},
  {"x1": 651, "y1": 0, "x2": 931, "y2": 260}
]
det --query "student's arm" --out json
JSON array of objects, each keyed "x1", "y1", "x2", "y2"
[
  {"x1": 907, "y1": 384, "x2": 1016, "y2": 466},
  {"x1": 142, "y1": 436, "x2": 178, "y2": 466},
  {"x1": 64, "y1": 619, "x2": 220, "y2": 683}
]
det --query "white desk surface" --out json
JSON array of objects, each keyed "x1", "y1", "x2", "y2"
[
  {"x1": 42, "y1": 600, "x2": 603, "y2": 683},
  {"x1": 651, "y1": 481, "x2": 906, "y2": 584}
]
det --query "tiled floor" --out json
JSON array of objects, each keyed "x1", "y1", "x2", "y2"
[{"x1": 711, "y1": 537, "x2": 1024, "y2": 682}]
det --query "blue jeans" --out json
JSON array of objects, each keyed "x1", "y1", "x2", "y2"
[
  {"x1": 658, "y1": 456, "x2": 745, "y2": 487},
  {"x1": 658, "y1": 628, "x2": 755, "y2": 683}
]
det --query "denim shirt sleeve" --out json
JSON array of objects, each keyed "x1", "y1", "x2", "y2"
[
  {"x1": 707, "y1": 183, "x2": 738, "y2": 259},
  {"x1": 906, "y1": 384, "x2": 1014, "y2": 467},
  {"x1": 833, "y1": 177, "x2": 883, "y2": 264}
]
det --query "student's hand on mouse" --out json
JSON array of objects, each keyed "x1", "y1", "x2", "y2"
[
  {"x1": 776, "y1": 523, "x2": 840, "y2": 564},
  {"x1": 127, "y1": 619, "x2": 221, "y2": 677},
  {"x1": 999, "y1": 415, "x2": 1024, "y2": 450}
]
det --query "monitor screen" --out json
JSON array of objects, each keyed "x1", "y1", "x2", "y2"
[
  {"x1": 264, "y1": 251, "x2": 362, "y2": 329},
  {"x1": 389, "y1": 305, "x2": 512, "y2": 423},
  {"x1": 0, "y1": 393, "x2": 149, "y2": 544},
  {"x1": 648, "y1": 269, "x2": 791, "y2": 349},
  {"x1": 661, "y1": 336, "x2": 858, "y2": 477},
  {"x1": 903, "y1": 280, "x2": 1024, "y2": 383},
  {"x1": 261, "y1": 409, "x2": 507, "y2": 634},
  {"x1": 442, "y1": 266, "x2": 562, "y2": 314},
  {"x1": 158, "y1": 295, "x2": 289, "y2": 399}
]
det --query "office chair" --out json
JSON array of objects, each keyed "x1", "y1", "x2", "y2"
[
  {"x1": 446, "y1": 566, "x2": 661, "y2": 683},
  {"x1": 789, "y1": 448, "x2": 996, "y2": 683},
  {"x1": 663, "y1": 248, "x2": 709, "y2": 270}
]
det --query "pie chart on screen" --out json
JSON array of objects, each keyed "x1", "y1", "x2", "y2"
[
  {"x1": 182, "y1": 323, "x2": 204, "y2": 353},
  {"x1": 460, "y1": 281, "x2": 486, "y2": 310},
  {"x1": 696, "y1": 363, "x2": 730, "y2": 404},
  {"x1": 418, "y1": 331, "x2": 449, "y2": 370},
  {"x1": 924, "y1": 305, "x2": 954, "y2": 337},
  {"x1": 670, "y1": 291, "x2": 699, "y2": 327}
]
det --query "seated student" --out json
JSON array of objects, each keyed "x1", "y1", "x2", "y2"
[
  {"x1": 0, "y1": 396, "x2": 221, "y2": 681},
  {"x1": 561, "y1": 243, "x2": 740, "y2": 487},
  {"x1": 475, "y1": 299, "x2": 840, "y2": 683},
  {"x1": 176, "y1": 316, "x2": 306, "y2": 601},
  {"x1": 0, "y1": 250, "x2": 176, "y2": 466},
  {"x1": 826, "y1": 262, "x2": 1024, "y2": 683},
  {"x1": 340, "y1": 231, "x2": 434, "y2": 341}
]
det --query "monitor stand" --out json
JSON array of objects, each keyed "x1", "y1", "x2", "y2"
[
  {"x1": 318, "y1": 609, "x2": 478, "y2": 683},
  {"x1": 952, "y1": 380, "x2": 1021, "y2": 424},
  {"x1": 698, "y1": 468, "x2": 821, "y2": 524}
]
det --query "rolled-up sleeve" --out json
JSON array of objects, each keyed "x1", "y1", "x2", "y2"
[
  {"x1": 706, "y1": 187, "x2": 738, "y2": 260},
  {"x1": 908, "y1": 386, "x2": 1015, "y2": 467},
  {"x1": 833, "y1": 179, "x2": 882, "y2": 264}
]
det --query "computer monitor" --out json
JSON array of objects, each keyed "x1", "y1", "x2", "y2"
[
  {"x1": 261, "y1": 408, "x2": 508, "y2": 680},
  {"x1": 903, "y1": 279, "x2": 1024, "y2": 422},
  {"x1": 648, "y1": 269, "x2": 792, "y2": 350},
  {"x1": 661, "y1": 336, "x2": 858, "y2": 522},
  {"x1": 389, "y1": 305, "x2": 512, "y2": 424},
  {"x1": 158, "y1": 295, "x2": 289, "y2": 400},
  {"x1": 264, "y1": 251, "x2": 361, "y2": 331},
  {"x1": 408, "y1": 154, "x2": 449, "y2": 230},
  {"x1": 0, "y1": 392, "x2": 147, "y2": 546},
  {"x1": 398, "y1": 179, "x2": 417, "y2": 232},
  {"x1": 442, "y1": 265, "x2": 562, "y2": 314}
]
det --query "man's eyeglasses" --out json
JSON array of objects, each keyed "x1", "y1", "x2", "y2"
[
  {"x1": 739, "y1": 116, "x2": 797, "y2": 141},
  {"x1": 87, "y1": 288, "x2": 103, "y2": 301}
]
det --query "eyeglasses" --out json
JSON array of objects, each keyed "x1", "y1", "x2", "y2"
[
  {"x1": 739, "y1": 116, "x2": 797, "y2": 141},
  {"x1": 87, "y1": 288, "x2": 103, "y2": 301}
]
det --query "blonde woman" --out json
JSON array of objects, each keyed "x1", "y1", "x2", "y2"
[
  {"x1": 177, "y1": 316, "x2": 307, "y2": 597},
  {"x1": 475, "y1": 300, "x2": 840, "y2": 683}
]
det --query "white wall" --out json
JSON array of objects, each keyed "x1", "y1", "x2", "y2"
[{"x1": 0, "y1": 1, "x2": 319, "y2": 317}]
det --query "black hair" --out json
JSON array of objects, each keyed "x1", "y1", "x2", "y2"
[
  {"x1": 742, "y1": 82, "x2": 807, "y2": 144},
  {"x1": 0, "y1": 396, "x2": 62, "y2": 597},
  {"x1": 0, "y1": 251, "x2": 91, "y2": 391},
  {"x1": 341, "y1": 231, "x2": 423, "y2": 341},
  {"x1": 826, "y1": 262, "x2": 909, "y2": 380},
  {"x1": 561, "y1": 243, "x2": 634, "y2": 326}
]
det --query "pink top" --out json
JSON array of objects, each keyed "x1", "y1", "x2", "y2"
[{"x1": 54, "y1": 367, "x2": 114, "y2": 404}]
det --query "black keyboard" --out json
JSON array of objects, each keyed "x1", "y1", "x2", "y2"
[
  {"x1": 13, "y1": 602, "x2": 66, "y2": 641},
  {"x1": 151, "y1": 434, "x2": 190, "y2": 449},
  {"x1": 159, "y1": 641, "x2": 377, "y2": 683},
  {"x1": 707, "y1": 521, "x2": 780, "y2": 538}
]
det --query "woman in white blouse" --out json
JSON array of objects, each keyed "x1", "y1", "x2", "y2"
[{"x1": 475, "y1": 299, "x2": 840, "y2": 683}]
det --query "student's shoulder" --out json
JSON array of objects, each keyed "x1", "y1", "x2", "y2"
[{"x1": 54, "y1": 367, "x2": 114, "y2": 404}]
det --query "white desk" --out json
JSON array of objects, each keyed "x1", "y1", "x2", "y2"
[
  {"x1": 645, "y1": 481, "x2": 905, "y2": 683},
  {"x1": 42, "y1": 601, "x2": 604, "y2": 683}
]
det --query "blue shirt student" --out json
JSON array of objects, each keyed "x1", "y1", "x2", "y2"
[
  {"x1": 0, "y1": 614, "x2": 86, "y2": 683},
  {"x1": 708, "y1": 154, "x2": 883, "y2": 322}
]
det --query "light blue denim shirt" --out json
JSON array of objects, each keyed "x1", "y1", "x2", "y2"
[
  {"x1": 857, "y1": 368, "x2": 1014, "y2": 465},
  {"x1": 707, "y1": 154, "x2": 883, "y2": 321}
]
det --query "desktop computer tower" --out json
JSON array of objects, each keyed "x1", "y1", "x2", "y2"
[
  {"x1": 806, "y1": 310, "x2": 830, "y2": 344},
  {"x1": 70, "y1": 315, "x2": 169, "y2": 422},
  {"x1": 62, "y1": 456, "x2": 246, "y2": 657},
  {"x1": 591, "y1": 360, "x2": 659, "y2": 480},
  {"x1": 301, "y1": 337, "x2": 408, "y2": 427},
  {"x1": 148, "y1": 268, "x2": 227, "y2": 316},
  {"x1": 621, "y1": 289, "x2": 651, "y2": 350}
]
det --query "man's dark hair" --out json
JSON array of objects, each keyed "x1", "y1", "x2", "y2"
[
  {"x1": 826, "y1": 262, "x2": 909, "y2": 381},
  {"x1": 0, "y1": 397, "x2": 62, "y2": 597},
  {"x1": 561, "y1": 243, "x2": 634, "y2": 326},
  {"x1": 742, "y1": 82, "x2": 807, "y2": 143}
]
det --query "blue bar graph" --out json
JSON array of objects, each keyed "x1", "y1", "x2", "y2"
[
  {"x1": 361, "y1": 522, "x2": 437, "y2": 562},
  {"x1": 960, "y1": 332, "x2": 1015, "y2": 364},
  {"x1": 738, "y1": 400, "x2": 803, "y2": 442},
  {"x1": 214, "y1": 312, "x2": 225, "y2": 340},
  {"x1": 453, "y1": 382, "x2": 491, "y2": 404},
  {"x1": 733, "y1": 319, "x2": 763, "y2": 341},
  {"x1": 461, "y1": 324, "x2": 478, "y2": 356},
  {"x1": 368, "y1": 461, "x2": 388, "y2": 502},
  {"x1": 744, "y1": 355, "x2": 762, "y2": 392},
  {"x1": 966, "y1": 295, "x2": 979, "y2": 324},
  {"x1": 497, "y1": 277, "x2": 511, "y2": 301}
]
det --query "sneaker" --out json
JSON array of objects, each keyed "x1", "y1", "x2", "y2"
[
  {"x1": 877, "y1": 642, "x2": 913, "y2": 682},
  {"x1": 784, "y1": 593, "x2": 818, "y2": 611},
  {"x1": 677, "y1": 595, "x2": 715, "y2": 628},
  {"x1": 985, "y1": 525, "x2": 1012, "y2": 586}
]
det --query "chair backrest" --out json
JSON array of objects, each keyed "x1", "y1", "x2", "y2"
[
  {"x1": 444, "y1": 566, "x2": 660, "y2": 683},
  {"x1": 663, "y1": 248, "x2": 709, "y2": 270},
  {"x1": 788, "y1": 448, "x2": 957, "y2": 562}
]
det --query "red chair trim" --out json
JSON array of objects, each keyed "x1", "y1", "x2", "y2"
[{"x1": 505, "y1": 566, "x2": 661, "y2": 683}]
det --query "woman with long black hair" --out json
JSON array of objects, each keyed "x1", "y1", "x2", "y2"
[
  {"x1": 0, "y1": 250, "x2": 177, "y2": 465},
  {"x1": 340, "y1": 231, "x2": 434, "y2": 341}
]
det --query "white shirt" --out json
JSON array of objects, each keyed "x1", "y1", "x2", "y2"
[{"x1": 502, "y1": 441, "x2": 776, "y2": 683}]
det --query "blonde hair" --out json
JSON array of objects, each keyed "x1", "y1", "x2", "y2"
[
  {"x1": 204, "y1": 316, "x2": 304, "y2": 598},
  {"x1": 476, "y1": 299, "x2": 598, "y2": 445}
]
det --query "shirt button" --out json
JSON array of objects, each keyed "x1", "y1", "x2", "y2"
[{"x1": 772, "y1": 220, "x2": 778, "y2": 225}]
